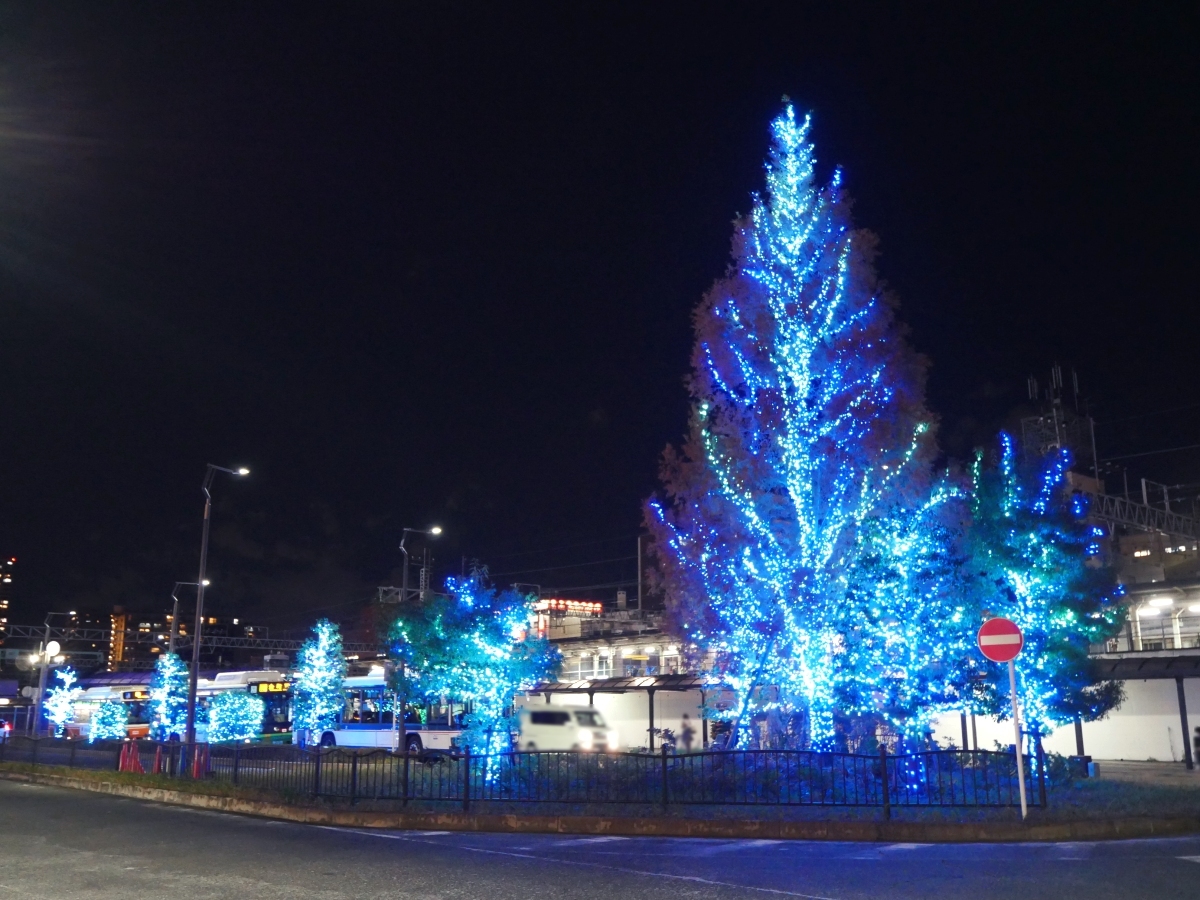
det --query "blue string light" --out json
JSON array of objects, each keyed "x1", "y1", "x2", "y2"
[
  {"x1": 44, "y1": 668, "x2": 80, "y2": 738},
  {"x1": 88, "y1": 700, "x2": 129, "y2": 743},
  {"x1": 208, "y1": 691, "x2": 266, "y2": 743},
  {"x1": 292, "y1": 619, "x2": 348, "y2": 743},
  {"x1": 149, "y1": 651, "x2": 189, "y2": 741}
]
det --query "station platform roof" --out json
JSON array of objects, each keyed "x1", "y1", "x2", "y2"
[{"x1": 528, "y1": 674, "x2": 708, "y2": 694}]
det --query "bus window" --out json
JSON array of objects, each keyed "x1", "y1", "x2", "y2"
[
  {"x1": 360, "y1": 687, "x2": 383, "y2": 725},
  {"x1": 263, "y1": 696, "x2": 290, "y2": 731},
  {"x1": 343, "y1": 690, "x2": 362, "y2": 724}
]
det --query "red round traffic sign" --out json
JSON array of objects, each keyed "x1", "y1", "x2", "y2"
[{"x1": 977, "y1": 617, "x2": 1024, "y2": 663}]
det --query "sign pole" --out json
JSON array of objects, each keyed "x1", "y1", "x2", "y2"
[
  {"x1": 1009, "y1": 658, "x2": 1028, "y2": 820},
  {"x1": 978, "y1": 617, "x2": 1027, "y2": 821}
]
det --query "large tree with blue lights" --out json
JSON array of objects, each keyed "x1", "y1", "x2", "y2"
[
  {"x1": 647, "y1": 104, "x2": 938, "y2": 749},
  {"x1": 965, "y1": 434, "x2": 1124, "y2": 737},
  {"x1": 389, "y1": 576, "x2": 559, "y2": 759}
]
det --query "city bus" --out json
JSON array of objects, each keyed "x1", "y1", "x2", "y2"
[
  {"x1": 68, "y1": 669, "x2": 292, "y2": 742},
  {"x1": 316, "y1": 672, "x2": 465, "y2": 752}
]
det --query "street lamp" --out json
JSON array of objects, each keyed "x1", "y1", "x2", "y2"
[
  {"x1": 29, "y1": 609, "x2": 70, "y2": 737},
  {"x1": 169, "y1": 580, "x2": 208, "y2": 654},
  {"x1": 184, "y1": 464, "x2": 249, "y2": 746}
]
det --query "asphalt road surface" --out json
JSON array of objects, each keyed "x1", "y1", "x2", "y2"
[{"x1": 1, "y1": 780, "x2": 1198, "y2": 899}]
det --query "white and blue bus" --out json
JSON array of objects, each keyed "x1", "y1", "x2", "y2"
[{"x1": 315, "y1": 673, "x2": 465, "y2": 752}]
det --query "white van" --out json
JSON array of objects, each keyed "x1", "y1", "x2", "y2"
[{"x1": 518, "y1": 706, "x2": 618, "y2": 752}]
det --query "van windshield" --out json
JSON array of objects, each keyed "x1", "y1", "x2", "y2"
[
  {"x1": 574, "y1": 710, "x2": 605, "y2": 727},
  {"x1": 530, "y1": 710, "x2": 571, "y2": 726}
]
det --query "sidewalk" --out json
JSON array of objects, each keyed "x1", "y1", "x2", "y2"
[
  {"x1": 1092, "y1": 760, "x2": 1200, "y2": 788},
  {"x1": 3, "y1": 766, "x2": 1199, "y2": 844}
]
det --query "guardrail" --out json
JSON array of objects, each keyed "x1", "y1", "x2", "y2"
[{"x1": 0, "y1": 736, "x2": 1047, "y2": 816}]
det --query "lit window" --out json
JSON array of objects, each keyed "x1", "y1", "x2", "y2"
[{"x1": 1133, "y1": 549, "x2": 1151, "y2": 558}]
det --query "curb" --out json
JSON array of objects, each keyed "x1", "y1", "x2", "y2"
[{"x1": 3, "y1": 770, "x2": 1198, "y2": 843}]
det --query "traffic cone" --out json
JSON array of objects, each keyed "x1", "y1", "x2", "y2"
[
  {"x1": 153, "y1": 745, "x2": 163, "y2": 775},
  {"x1": 128, "y1": 743, "x2": 144, "y2": 774},
  {"x1": 191, "y1": 743, "x2": 208, "y2": 779}
]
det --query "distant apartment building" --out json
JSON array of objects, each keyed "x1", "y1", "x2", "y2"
[
  {"x1": 0, "y1": 556, "x2": 13, "y2": 636},
  {"x1": 64, "y1": 607, "x2": 268, "y2": 671}
]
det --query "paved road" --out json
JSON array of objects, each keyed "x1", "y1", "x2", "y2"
[{"x1": 1, "y1": 781, "x2": 1198, "y2": 899}]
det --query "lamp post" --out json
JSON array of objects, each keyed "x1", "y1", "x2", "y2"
[
  {"x1": 184, "y1": 464, "x2": 249, "y2": 746},
  {"x1": 29, "y1": 611, "x2": 70, "y2": 736},
  {"x1": 396, "y1": 525, "x2": 441, "y2": 754},
  {"x1": 169, "y1": 580, "x2": 207, "y2": 654}
]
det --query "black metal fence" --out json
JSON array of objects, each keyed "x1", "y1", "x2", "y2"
[{"x1": 0, "y1": 736, "x2": 1047, "y2": 815}]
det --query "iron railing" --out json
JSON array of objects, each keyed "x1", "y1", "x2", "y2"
[{"x1": 0, "y1": 736, "x2": 1046, "y2": 815}]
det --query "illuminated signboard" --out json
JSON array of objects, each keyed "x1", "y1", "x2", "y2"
[
  {"x1": 250, "y1": 681, "x2": 290, "y2": 694},
  {"x1": 534, "y1": 598, "x2": 603, "y2": 617}
]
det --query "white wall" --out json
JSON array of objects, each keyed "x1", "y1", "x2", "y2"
[
  {"x1": 931, "y1": 678, "x2": 1200, "y2": 761},
  {"x1": 516, "y1": 689, "x2": 704, "y2": 751}
]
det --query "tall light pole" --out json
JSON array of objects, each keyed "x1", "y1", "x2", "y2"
[
  {"x1": 168, "y1": 580, "x2": 207, "y2": 654},
  {"x1": 184, "y1": 464, "x2": 249, "y2": 745},
  {"x1": 396, "y1": 525, "x2": 441, "y2": 754}
]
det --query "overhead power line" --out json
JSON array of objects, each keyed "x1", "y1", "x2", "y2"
[
  {"x1": 489, "y1": 555, "x2": 637, "y2": 579},
  {"x1": 1100, "y1": 401, "x2": 1200, "y2": 425},
  {"x1": 1103, "y1": 443, "x2": 1200, "y2": 462}
]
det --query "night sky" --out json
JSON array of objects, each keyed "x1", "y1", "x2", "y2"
[{"x1": 0, "y1": 5, "x2": 1196, "y2": 629}]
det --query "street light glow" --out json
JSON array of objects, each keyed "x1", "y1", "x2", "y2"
[
  {"x1": 430, "y1": 526, "x2": 443, "y2": 535},
  {"x1": 45, "y1": 641, "x2": 61, "y2": 657},
  {"x1": 236, "y1": 467, "x2": 250, "y2": 476}
]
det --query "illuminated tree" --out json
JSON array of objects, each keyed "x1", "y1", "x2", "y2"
[
  {"x1": 207, "y1": 691, "x2": 266, "y2": 743},
  {"x1": 966, "y1": 433, "x2": 1124, "y2": 735},
  {"x1": 389, "y1": 576, "x2": 559, "y2": 760},
  {"x1": 43, "y1": 668, "x2": 81, "y2": 738},
  {"x1": 647, "y1": 104, "x2": 933, "y2": 748},
  {"x1": 89, "y1": 700, "x2": 129, "y2": 742},
  {"x1": 833, "y1": 484, "x2": 983, "y2": 748},
  {"x1": 148, "y1": 651, "x2": 189, "y2": 741},
  {"x1": 292, "y1": 619, "x2": 348, "y2": 744}
]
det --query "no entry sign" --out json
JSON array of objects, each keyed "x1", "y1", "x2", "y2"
[
  {"x1": 977, "y1": 617, "x2": 1024, "y2": 663},
  {"x1": 976, "y1": 615, "x2": 1029, "y2": 820}
]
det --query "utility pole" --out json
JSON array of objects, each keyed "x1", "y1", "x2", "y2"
[
  {"x1": 636, "y1": 533, "x2": 644, "y2": 612},
  {"x1": 396, "y1": 526, "x2": 442, "y2": 755}
]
